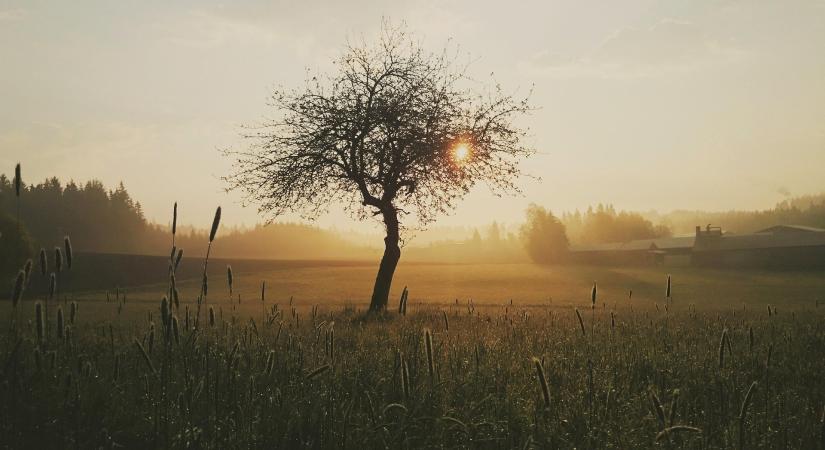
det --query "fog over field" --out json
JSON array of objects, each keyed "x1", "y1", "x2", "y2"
[
  {"x1": 2, "y1": 0, "x2": 824, "y2": 232},
  {"x1": 2, "y1": 2, "x2": 825, "y2": 448}
]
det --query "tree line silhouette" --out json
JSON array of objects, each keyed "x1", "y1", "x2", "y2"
[
  {"x1": 561, "y1": 204, "x2": 672, "y2": 245},
  {"x1": 0, "y1": 174, "x2": 374, "y2": 279},
  {"x1": 519, "y1": 196, "x2": 825, "y2": 264},
  {"x1": 3, "y1": 172, "x2": 823, "y2": 274},
  {"x1": 655, "y1": 194, "x2": 825, "y2": 235}
]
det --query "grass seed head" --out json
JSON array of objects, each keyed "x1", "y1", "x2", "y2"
[
  {"x1": 160, "y1": 296, "x2": 170, "y2": 329},
  {"x1": 591, "y1": 282, "x2": 597, "y2": 306},
  {"x1": 23, "y1": 259, "x2": 33, "y2": 284},
  {"x1": 11, "y1": 270, "x2": 25, "y2": 307},
  {"x1": 209, "y1": 206, "x2": 221, "y2": 242},
  {"x1": 174, "y1": 249, "x2": 183, "y2": 271},
  {"x1": 64, "y1": 236, "x2": 73, "y2": 270},
  {"x1": 227, "y1": 265, "x2": 233, "y2": 295},
  {"x1": 39, "y1": 249, "x2": 47, "y2": 276},
  {"x1": 14, "y1": 162, "x2": 21, "y2": 196},
  {"x1": 532, "y1": 357, "x2": 551, "y2": 409},
  {"x1": 54, "y1": 247, "x2": 63, "y2": 273},
  {"x1": 172, "y1": 202, "x2": 177, "y2": 235}
]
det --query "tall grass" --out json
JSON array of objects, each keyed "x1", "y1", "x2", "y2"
[{"x1": 2, "y1": 196, "x2": 824, "y2": 449}]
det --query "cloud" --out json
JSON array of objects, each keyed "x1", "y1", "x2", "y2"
[
  {"x1": 523, "y1": 19, "x2": 748, "y2": 78},
  {"x1": 592, "y1": 20, "x2": 716, "y2": 66},
  {"x1": 0, "y1": 8, "x2": 25, "y2": 21},
  {"x1": 155, "y1": 10, "x2": 284, "y2": 49}
]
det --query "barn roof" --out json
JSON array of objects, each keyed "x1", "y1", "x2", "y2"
[
  {"x1": 694, "y1": 230, "x2": 825, "y2": 251},
  {"x1": 570, "y1": 242, "x2": 627, "y2": 252},
  {"x1": 651, "y1": 236, "x2": 696, "y2": 249},
  {"x1": 755, "y1": 224, "x2": 825, "y2": 234},
  {"x1": 570, "y1": 236, "x2": 694, "y2": 253}
]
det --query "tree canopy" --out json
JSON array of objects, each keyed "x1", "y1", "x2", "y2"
[
  {"x1": 562, "y1": 204, "x2": 671, "y2": 245},
  {"x1": 225, "y1": 24, "x2": 534, "y2": 311},
  {"x1": 520, "y1": 204, "x2": 569, "y2": 264}
]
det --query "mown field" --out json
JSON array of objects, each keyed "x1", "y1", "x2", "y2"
[{"x1": 1, "y1": 257, "x2": 825, "y2": 448}]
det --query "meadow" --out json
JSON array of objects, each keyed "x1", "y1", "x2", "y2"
[
  {"x1": 16, "y1": 251, "x2": 825, "y2": 309},
  {"x1": 2, "y1": 253, "x2": 825, "y2": 449}
]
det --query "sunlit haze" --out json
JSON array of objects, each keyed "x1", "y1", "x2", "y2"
[{"x1": 2, "y1": 0, "x2": 824, "y2": 232}]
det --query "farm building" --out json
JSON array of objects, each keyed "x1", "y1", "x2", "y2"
[
  {"x1": 569, "y1": 224, "x2": 825, "y2": 268},
  {"x1": 569, "y1": 236, "x2": 694, "y2": 266},
  {"x1": 692, "y1": 224, "x2": 825, "y2": 268}
]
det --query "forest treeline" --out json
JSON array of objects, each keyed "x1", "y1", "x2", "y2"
[
  {"x1": 561, "y1": 204, "x2": 672, "y2": 244},
  {"x1": 3, "y1": 172, "x2": 824, "y2": 271},
  {"x1": 520, "y1": 194, "x2": 825, "y2": 263},
  {"x1": 652, "y1": 193, "x2": 825, "y2": 235},
  {"x1": 519, "y1": 204, "x2": 670, "y2": 263},
  {"x1": 411, "y1": 205, "x2": 674, "y2": 264},
  {"x1": 0, "y1": 175, "x2": 375, "y2": 278},
  {"x1": 404, "y1": 222, "x2": 525, "y2": 263}
]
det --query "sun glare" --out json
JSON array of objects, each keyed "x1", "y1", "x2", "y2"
[{"x1": 452, "y1": 143, "x2": 470, "y2": 162}]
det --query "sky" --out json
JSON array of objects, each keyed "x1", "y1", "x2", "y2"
[{"x1": 1, "y1": 0, "x2": 824, "y2": 234}]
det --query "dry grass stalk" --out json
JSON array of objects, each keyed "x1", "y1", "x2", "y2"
[
  {"x1": 424, "y1": 328, "x2": 435, "y2": 380},
  {"x1": 575, "y1": 308, "x2": 586, "y2": 336},
  {"x1": 738, "y1": 381, "x2": 757, "y2": 450}
]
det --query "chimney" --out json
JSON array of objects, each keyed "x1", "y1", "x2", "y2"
[{"x1": 695, "y1": 225, "x2": 701, "y2": 237}]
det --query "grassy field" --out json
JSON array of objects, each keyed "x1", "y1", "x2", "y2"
[
  {"x1": 2, "y1": 257, "x2": 825, "y2": 448},
  {"x1": 14, "y1": 252, "x2": 825, "y2": 310}
]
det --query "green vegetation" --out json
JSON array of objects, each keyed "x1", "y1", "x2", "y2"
[
  {"x1": 521, "y1": 204, "x2": 569, "y2": 264},
  {"x1": 561, "y1": 204, "x2": 672, "y2": 245},
  {"x1": 0, "y1": 175, "x2": 373, "y2": 260},
  {"x1": 652, "y1": 193, "x2": 825, "y2": 236},
  {"x1": 0, "y1": 212, "x2": 33, "y2": 279},
  {"x1": 3, "y1": 164, "x2": 825, "y2": 448},
  {"x1": 2, "y1": 272, "x2": 824, "y2": 448}
]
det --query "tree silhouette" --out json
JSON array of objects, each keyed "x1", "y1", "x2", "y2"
[
  {"x1": 520, "y1": 204, "x2": 568, "y2": 264},
  {"x1": 225, "y1": 24, "x2": 534, "y2": 311}
]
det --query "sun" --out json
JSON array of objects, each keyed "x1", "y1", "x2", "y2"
[{"x1": 452, "y1": 143, "x2": 470, "y2": 162}]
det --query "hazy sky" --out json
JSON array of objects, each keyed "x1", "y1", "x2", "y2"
[{"x1": 1, "y1": 0, "x2": 824, "y2": 233}]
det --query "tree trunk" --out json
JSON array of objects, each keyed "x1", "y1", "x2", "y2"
[{"x1": 369, "y1": 207, "x2": 401, "y2": 312}]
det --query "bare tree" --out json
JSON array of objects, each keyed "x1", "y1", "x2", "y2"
[{"x1": 225, "y1": 24, "x2": 534, "y2": 312}]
